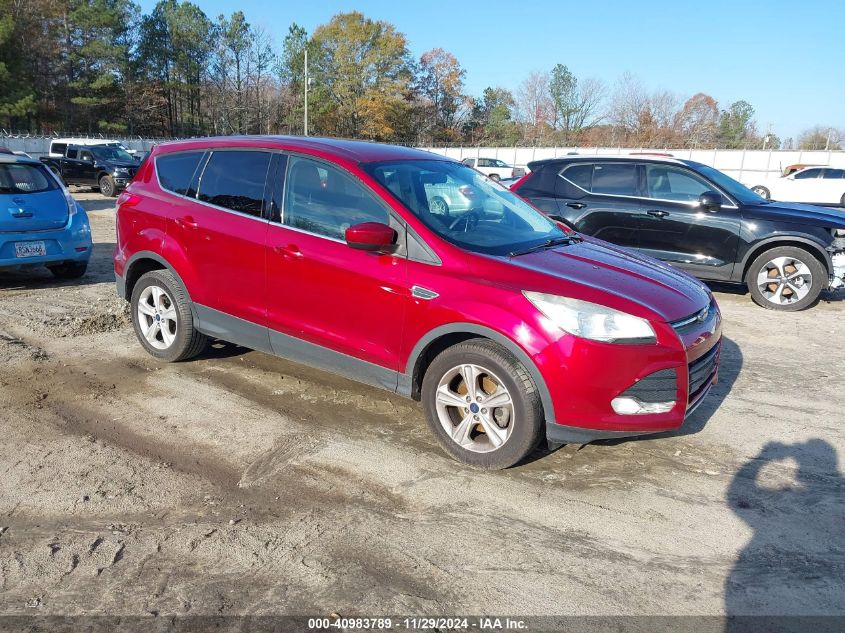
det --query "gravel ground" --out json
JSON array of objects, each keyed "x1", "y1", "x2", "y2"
[{"x1": 0, "y1": 192, "x2": 843, "y2": 624}]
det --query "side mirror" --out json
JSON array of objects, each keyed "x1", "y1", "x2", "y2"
[
  {"x1": 699, "y1": 191, "x2": 722, "y2": 212},
  {"x1": 345, "y1": 222, "x2": 396, "y2": 252}
]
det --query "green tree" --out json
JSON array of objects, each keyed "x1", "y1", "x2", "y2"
[
  {"x1": 416, "y1": 47, "x2": 466, "y2": 141},
  {"x1": 310, "y1": 11, "x2": 412, "y2": 140},
  {"x1": 548, "y1": 63, "x2": 604, "y2": 142},
  {"x1": 0, "y1": 2, "x2": 37, "y2": 129},
  {"x1": 717, "y1": 100, "x2": 757, "y2": 148}
]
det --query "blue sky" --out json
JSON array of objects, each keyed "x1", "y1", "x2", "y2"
[{"x1": 139, "y1": 0, "x2": 844, "y2": 142}]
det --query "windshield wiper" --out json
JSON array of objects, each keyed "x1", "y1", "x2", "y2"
[{"x1": 508, "y1": 236, "x2": 574, "y2": 257}]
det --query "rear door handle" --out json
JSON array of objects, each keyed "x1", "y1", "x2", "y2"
[
  {"x1": 566, "y1": 202, "x2": 586, "y2": 209},
  {"x1": 647, "y1": 210, "x2": 670, "y2": 218},
  {"x1": 273, "y1": 244, "x2": 303, "y2": 259},
  {"x1": 175, "y1": 215, "x2": 198, "y2": 229}
]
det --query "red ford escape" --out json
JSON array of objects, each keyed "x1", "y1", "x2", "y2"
[{"x1": 114, "y1": 137, "x2": 722, "y2": 469}]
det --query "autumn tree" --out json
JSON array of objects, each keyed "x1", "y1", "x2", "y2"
[
  {"x1": 797, "y1": 126, "x2": 843, "y2": 150},
  {"x1": 676, "y1": 93, "x2": 719, "y2": 147},
  {"x1": 516, "y1": 71, "x2": 553, "y2": 144},
  {"x1": 416, "y1": 48, "x2": 466, "y2": 142}
]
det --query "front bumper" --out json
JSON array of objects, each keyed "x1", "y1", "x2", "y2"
[
  {"x1": 830, "y1": 252, "x2": 845, "y2": 290},
  {"x1": 542, "y1": 300, "x2": 722, "y2": 444},
  {"x1": 0, "y1": 209, "x2": 92, "y2": 270}
]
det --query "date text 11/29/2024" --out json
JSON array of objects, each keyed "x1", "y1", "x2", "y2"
[{"x1": 308, "y1": 616, "x2": 527, "y2": 630}]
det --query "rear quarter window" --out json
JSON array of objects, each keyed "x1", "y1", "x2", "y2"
[
  {"x1": 156, "y1": 151, "x2": 205, "y2": 196},
  {"x1": 0, "y1": 163, "x2": 58, "y2": 194}
]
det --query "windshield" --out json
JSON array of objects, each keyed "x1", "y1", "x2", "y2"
[
  {"x1": 91, "y1": 146, "x2": 135, "y2": 162},
  {"x1": 691, "y1": 162, "x2": 766, "y2": 205},
  {"x1": 364, "y1": 160, "x2": 567, "y2": 256}
]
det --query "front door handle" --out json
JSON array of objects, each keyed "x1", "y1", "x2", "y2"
[
  {"x1": 646, "y1": 210, "x2": 670, "y2": 218},
  {"x1": 273, "y1": 244, "x2": 303, "y2": 259},
  {"x1": 175, "y1": 215, "x2": 198, "y2": 229},
  {"x1": 566, "y1": 202, "x2": 586, "y2": 210}
]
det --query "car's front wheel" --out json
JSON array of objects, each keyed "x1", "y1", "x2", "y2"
[
  {"x1": 746, "y1": 246, "x2": 826, "y2": 311},
  {"x1": 130, "y1": 270, "x2": 207, "y2": 361},
  {"x1": 99, "y1": 174, "x2": 117, "y2": 197},
  {"x1": 421, "y1": 339, "x2": 543, "y2": 469}
]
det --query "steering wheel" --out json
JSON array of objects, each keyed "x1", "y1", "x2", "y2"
[{"x1": 448, "y1": 209, "x2": 481, "y2": 232}]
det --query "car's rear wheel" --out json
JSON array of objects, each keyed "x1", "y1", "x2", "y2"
[
  {"x1": 751, "y1": 185, "x2": 770, "y2": 199},
  {"x1": 99, "y1": 174, "x2": 116, "y2": 197},
  {"x1": 489, "y1": 173, "x2": 501, "y2": 182},
  {"x1": 130, "y1": 270, "x2": 207, "y2": 361},
  {"x1": 421, "y1": 339, "x2": 543, "y2": 470},
  {"x1": 746, "y1": 246, "x2": 825, "y2": 311},
  {"x1": 840, "y1": 193, "x2": 845, "y2": 206},
  {"x1": 48, "y1": 261, "x2": 87, "y2": 279}
]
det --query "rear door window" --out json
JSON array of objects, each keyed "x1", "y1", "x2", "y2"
[
  {"x1": 51, "y1": 143, "x2": 67, "y2": 155},
  {"x1": 591, "y1": 163, "x2": 639, "y2": 196},
  {"x1": 197, "y1": 150, "x2": 273, "y2": 218},
  {"x1": 156, "y1": 151, "x2": 206, "y2": 197},
  {"x1": 0, "y1": 163, "x2": 58, "y2": 194}
]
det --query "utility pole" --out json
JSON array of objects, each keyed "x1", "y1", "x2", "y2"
[
  {"x1": 304, "y1": 47, "x2": 309, "y2": 137},
  {"x1": 825, "y1": 127, "x2": 832, "y2": 151}
]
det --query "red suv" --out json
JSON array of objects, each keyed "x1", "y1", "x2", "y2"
[{"x1": 114, "y1": 137, "x2": 722, "y2": 469}]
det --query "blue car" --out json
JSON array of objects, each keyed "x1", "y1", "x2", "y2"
[{"x1": 0, "y1": 152, "x2": 91, "y2": 279}]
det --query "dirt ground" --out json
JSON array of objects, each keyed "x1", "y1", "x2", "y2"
[{"x1": 0, "y1": 191, "x2": 843, "y2": 623}]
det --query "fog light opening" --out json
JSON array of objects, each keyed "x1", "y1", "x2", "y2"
[{"x1": 611, "y1": 397, "x2": 676, "y2": 415}]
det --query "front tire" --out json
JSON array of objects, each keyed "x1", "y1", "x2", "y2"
[
  {"x1": 130, "y1": 270, "x2": 207, "y2": 361},
  {"x1": 99, "y1": 174, "x2": 116, "y2": 197},
  {"x1": 421, "y1": 339, "x2": 543, "y2": 470},
  {"x1": 746, "y1": 246, "x2": 825, "y2": 311}
]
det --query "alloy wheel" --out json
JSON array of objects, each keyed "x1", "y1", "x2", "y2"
[
  {"x1": 756, "y1": 256, "x2": 813, "y2": 306},
  {"x1": 434, "y1": 363, "x2": 515, "y2": 453},
  {"x1": 137, "y1": 285, "x2": 178, "y2": 350}
]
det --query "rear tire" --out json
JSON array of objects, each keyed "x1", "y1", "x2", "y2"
[
  {"x1": 48, "y1": 261, "x2": 87, "y2": 279},
  {"x1": 99, "y1": 174, "x2": 116, "y2": 197},
  {"x1": 745, "y1": 246, "x2": 825, "y2": 311},
  {"x1": 430, "y1": 196, "x2": 449, "y2": 216},
  {"x1": 130, "y1": 270, "x2": 207, "y2": 362},
  {"x1": 840, "y1": 193, "x2": 845, "y2": 207},
  {"x1": 489, "y1": 173, "x2": 501, "y2": 182},
  {"x1": 421, "y1": 339, "x2": 543, "y2": 470}
]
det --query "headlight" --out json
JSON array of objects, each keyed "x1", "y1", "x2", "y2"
[
  {"x1": 833, "y1": 228, "x2": 845, "y2": 238},
  {"x1": 523, "y1": 292, "x2": 656, "y2": 344},
  {"x1": 114, "y1": 167, "x2": 129, "y2": 175}
]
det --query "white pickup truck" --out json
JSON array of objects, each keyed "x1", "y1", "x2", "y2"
[{"x1": 461, "y1": 157, "x2": 525, "y2": 181}]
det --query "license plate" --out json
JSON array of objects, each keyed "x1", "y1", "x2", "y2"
[{"x1": 14, "y1": 241, "x2": 46, "y2": 258}]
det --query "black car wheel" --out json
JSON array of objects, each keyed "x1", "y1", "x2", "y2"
[
  {"x1": 99, "y1": 174, "x2": 116, "y2": 197},
  {"x1": 746, "y1": 246, "x2": 825, "y2": 311},
  {"x1": 48, "y1": 261, "x2": 87, "y2": 279}
]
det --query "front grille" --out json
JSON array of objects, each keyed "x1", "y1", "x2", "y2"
[
  {"x1": 671, "y1": 298, "x2": 716, "y2": 332},
  {"x1": 618, "y1": 368, "x2": 678, "y2": 403},
  {"x1": 688, "y1": 341, "x2": 720, "y2": 401}
]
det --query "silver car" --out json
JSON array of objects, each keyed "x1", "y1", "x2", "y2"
[{"x1": 424, "y1": 181, "x2": 477, "y2": 217}]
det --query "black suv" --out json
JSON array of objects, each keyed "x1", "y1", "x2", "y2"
[{"x1": 513, "y1": 156, "x2": 845, "y2": 311}]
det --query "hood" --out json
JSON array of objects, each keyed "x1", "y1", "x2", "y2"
[
  {"x1": 504, "y1": 237, "x2": 711, "y2": 322},
  {"x1": 743, "y1": 201, "x2": 845, "y2": 229}
]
